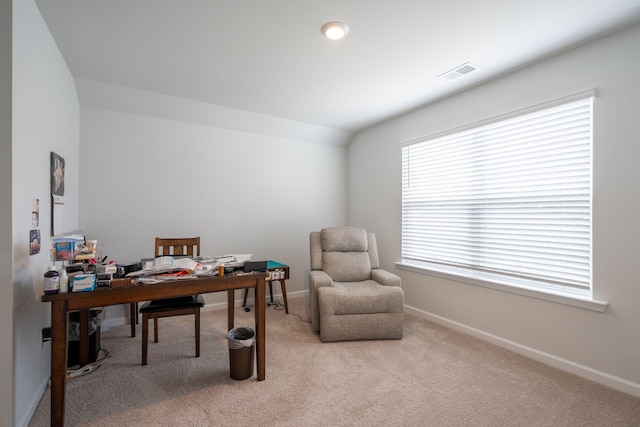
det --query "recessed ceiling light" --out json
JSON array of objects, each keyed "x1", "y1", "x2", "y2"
[{"x1": 321, "y1": 21, "x2": 349, "y2": 40}]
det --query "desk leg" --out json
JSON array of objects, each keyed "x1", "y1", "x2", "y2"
[
  {"x1": 79, "y1": 308, "x2": 89, "y2": 367},
  {"x1": 130, "y1": 302, "x2": 137, "y2": 337},
  {"x1": 255, "y1": 277, "x2": 266, "y2": 381},
  {"x1": 50, "y1": 300, "x2": 68, "y2": 427},
  {"x1": 227, "y1": 290, "x2": 234, "y2": 331},
  {"x1": 279, "y1": 279, "x2": 289, "y2": 314}
]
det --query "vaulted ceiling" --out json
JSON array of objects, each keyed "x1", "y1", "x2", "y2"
[{"x1": 36, "y1": 0, "x2": 640, "y2": 132}]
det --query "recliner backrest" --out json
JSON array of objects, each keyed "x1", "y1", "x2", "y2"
[{"x1": 311, "y1": 227, "x2": 380, "y2": 282}]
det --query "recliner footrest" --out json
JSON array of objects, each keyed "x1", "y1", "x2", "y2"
[{"x1": 322, "y1": 281, "x2": 404, "y2": 315}]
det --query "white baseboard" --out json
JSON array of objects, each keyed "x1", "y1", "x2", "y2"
[
  {"x1": 404, "y1": 304, "x2": 640, "y2": 398},
  {"x1": 18, "y1": 382, "x2": 47, "y2": 427}
]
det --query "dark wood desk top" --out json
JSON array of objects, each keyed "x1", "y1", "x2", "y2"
[{"x1": 41, "y1": 273, "x2": 264, "y2": 309}]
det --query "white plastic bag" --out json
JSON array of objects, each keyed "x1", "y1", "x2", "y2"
[{"x1": 227, "y1": 327, "x2": 255, "y2": 349}]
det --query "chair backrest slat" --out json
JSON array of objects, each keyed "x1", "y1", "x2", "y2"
[{"x1": 155, "y1": 237, "x2": 200, "y2": 257}]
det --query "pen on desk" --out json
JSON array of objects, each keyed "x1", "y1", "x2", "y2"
[{"x1": 101, "y1": 256, "x2": 108, "y2": 263}]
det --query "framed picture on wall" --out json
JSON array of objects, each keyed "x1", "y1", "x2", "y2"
[
  {"x1": 50, "y1": 152, "x2": 65, "y2": 235},
  {"x1": 32, "y1": 198, "x2": 39, "y2": 228},
  {"x1": 50, "y1": 152, "x2": 65, "y2": 197},
  {"x1": 29, "y1": 229, "x2": 41, "y2": 255}
]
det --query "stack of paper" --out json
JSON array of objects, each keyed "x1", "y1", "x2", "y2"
[{"x1": 127, "y1": 256, "x2": 199, "y2": 277}]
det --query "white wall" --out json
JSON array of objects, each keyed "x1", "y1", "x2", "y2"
[
  {"x1": 1, "y1": 1, "x2": 13, "y2": 425},
  {"x1": 8, "y1": 4, "x2": 347, "y2": 423},
  {"x1": 348, "y1": 24, "x2": 640, "y2": 394},
  {"x1": 78, "y1": 85, "x2": 348, "y2": 321},
  {"x1": 12, "y1": 0, "x2": 80, "y2": 425}
]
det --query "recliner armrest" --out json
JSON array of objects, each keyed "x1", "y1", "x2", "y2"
[
  {"x1": 309, "y1": 270, "x2": 333, "y2": 332},
  {"x1": 372, "y1": 269, "x2": 401, "y2": 287},
  {"x1": 310, "y1": 269, "x2": 333, "y2": 289}
]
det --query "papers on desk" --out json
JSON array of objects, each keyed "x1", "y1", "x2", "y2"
[
  {"x1": 127, "y1": 256, "x2": 199, "y2": 277},
  {"x1": 136, "y1": 274, "x2": 197, "y2": 284},
  {"x1": 128, "y1": 254, "x2": 254, "y2": 282},
  {"x1": 197, "y1": 254, "x2": 252, "y2": 267},
  {"x1": 219, "y1": 254, "x2": 252, "y2": 267}
]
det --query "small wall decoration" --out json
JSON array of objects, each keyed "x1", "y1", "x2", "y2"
[
  {"x1": 32, "y1": 198, "x2": 39, "y2": 228},
  {"x1": 30, "y1": 229, "x2": 41, "y2": 255},
  {"x1": 30, "y1": 198, "x2": 41, "y2": 255}
]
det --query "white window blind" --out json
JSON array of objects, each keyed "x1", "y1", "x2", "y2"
[{"x1": 401, "y1": 93, "x2": 593, "y2": 294}]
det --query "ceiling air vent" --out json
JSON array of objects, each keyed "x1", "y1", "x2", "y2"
[{"x1": 438, "y1": 62, "x2": 479, "y2": 81}]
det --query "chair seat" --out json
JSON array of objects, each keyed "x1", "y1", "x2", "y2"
[{"x1": 140, "y1": 295, "x2": 205, "y2": 313}]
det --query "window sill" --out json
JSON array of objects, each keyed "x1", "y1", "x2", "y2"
[{"x1": 395, "y1": 260, "x2": 608, "y2": 313}]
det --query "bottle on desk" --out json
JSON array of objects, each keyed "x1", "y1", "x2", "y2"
[
  {"x1": 43, "y1": 266, "x2": 60, "y2": 295},
  {"x1": 59, "y1": 267, "x2": 69, "y2": 293}
]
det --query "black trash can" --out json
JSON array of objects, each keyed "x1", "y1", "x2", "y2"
[
  {"x1": 228, "y1": 327, "x2": 255, "y2": 380},
  {"x1": 68, "y1": 309, "x2": 103, "y2": 368}
]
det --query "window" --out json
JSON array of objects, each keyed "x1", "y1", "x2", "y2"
[{"x1": 401, "y1": 90, "x2": 595, "y2": 300}]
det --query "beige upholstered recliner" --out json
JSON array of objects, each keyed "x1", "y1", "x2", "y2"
[{"x1": 309, "y1": 227, "x2": 404, "y2": 342}]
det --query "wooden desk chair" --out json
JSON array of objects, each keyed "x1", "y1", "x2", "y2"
[{"x1": 139, "y1": 237, "x2": 205, "y2": 365}]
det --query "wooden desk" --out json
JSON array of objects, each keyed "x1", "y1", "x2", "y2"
[{"x1": 41, "y1": 273, "x2": 266, "y2": 427}]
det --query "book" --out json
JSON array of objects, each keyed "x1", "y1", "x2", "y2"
[{"x1": 54, "y1": 241, "x2": 74, "y2": 261}]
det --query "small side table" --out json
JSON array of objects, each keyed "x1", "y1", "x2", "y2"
[{"x1": 243, "y1": 260, "x2": 289, "y2": 313}]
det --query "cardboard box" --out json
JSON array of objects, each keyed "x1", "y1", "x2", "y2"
[
  {"x1": 96, "y1": 264, "x2": 118, "y2": 275},
  {"x1": 71, "y1": 274, "x2": 95, "y2": 292}
]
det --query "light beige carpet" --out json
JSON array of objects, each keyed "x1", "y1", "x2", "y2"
[{"x1": 29, "y1": 296, "x2": 640, "y2": 426}]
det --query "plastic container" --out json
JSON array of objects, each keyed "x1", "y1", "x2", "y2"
[
  {"x1": 44, "y1": 266, "x2": 60, "y2": 295},
  {"x1": 228, "y1": 327, "x2": 255, "y2": 380},
  {"x1": 59, "y1": 267, "x2": 69, "y2": 293}
]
